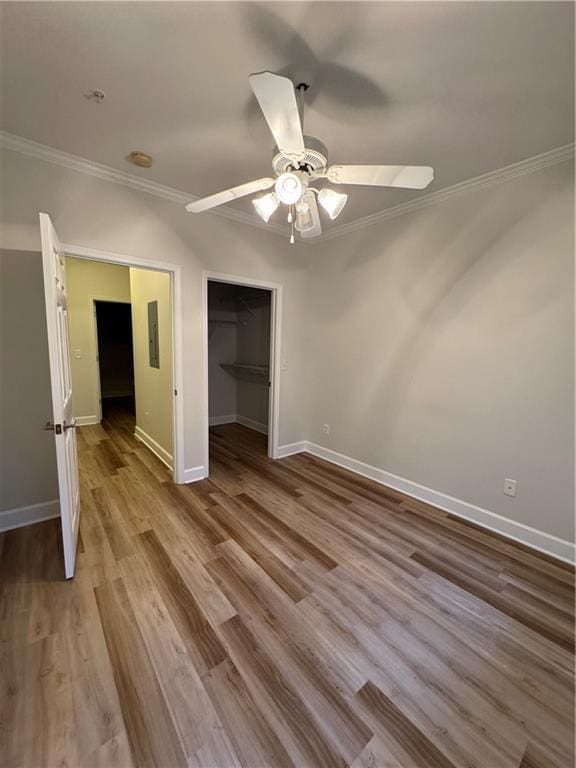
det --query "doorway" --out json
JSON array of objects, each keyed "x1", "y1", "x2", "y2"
[
  {"x1": 65, "y1": 255, "x2": 177, "y2": 477},
  {"x1": 94, "y1": 300, "x2": 135, "y2": 421},
  {"x1": 39, "y1": 214, "x2": 185, "y2": 578},
  {"x1": 202, "y1": 272, "x2": 282, "y2": 474}
]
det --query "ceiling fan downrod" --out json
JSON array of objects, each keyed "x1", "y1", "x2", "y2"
[{"x1": 295, "y1": 82, "x2": 309, "y2": 130}]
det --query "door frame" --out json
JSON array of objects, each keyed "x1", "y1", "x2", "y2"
[
  {"x1": 91, "y1": 297, "x2": 133, "y2": 424},
  {"x1": 61, "y1": 242, "x2": 185, "y2": 483},
  {"x1": 202, "y1": 271, "x2": 282, "y2": 474}
]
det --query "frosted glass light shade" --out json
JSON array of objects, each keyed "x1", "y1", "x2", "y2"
[
  {"x1": 275, "y1": 172, "x2": 306, "y2": 205},
  {"x1": 252, "y1": 192, "x2": 279, "y2": 222},
  {"x1": 294, "y1": 194, "x2": 315, "y2": 232},
  {"x1": 318, "y1": 188, "x2": 348, "y2": 219}
]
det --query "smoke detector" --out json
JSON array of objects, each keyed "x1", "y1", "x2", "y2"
[{"x1": 127, "y1": 151, "x2": 153, "y2": 169}]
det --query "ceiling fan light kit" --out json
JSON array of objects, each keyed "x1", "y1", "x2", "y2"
[
  {"x1": 318, "y1": 188, "x2": 348, "y2": 220},
  {"x1": 275, "y1": 171, "x2": 307, "y2": 204},
  {"x1": 185, "y1": 71, "x2": 434, "y2": 241},
  {"x1": 294, "y1": 192, "x2": 316, "y2": 232},
  {"x1": 252, "y1": 192, "x2": 279, "y2": 222}
]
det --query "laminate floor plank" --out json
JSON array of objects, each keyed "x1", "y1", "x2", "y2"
[
  {"x1": 94, "y1": 577, "x2": 188, "y2": 768},
  {"x1": 2, "y1": 407, "x2": 574, "y2": 768},
  {"x1": 207, "y1": 541, "x2": 373, "y2": 761},
  {"x1": 117, "y1": 552, "x2": 237, "y2": 764},
  {"x1": 136, "y1": 529, "x2": 228, "y2": 674}
]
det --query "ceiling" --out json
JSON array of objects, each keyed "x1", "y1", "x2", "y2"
[{"x1": 1, "y1": 2, "x2": 574, "y2": 230}]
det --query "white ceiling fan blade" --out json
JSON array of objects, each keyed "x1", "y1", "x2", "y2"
[
  {"x1": 185, "y1": 177, "x2": 275, "y2": 213},
  {"x1": 326, "y1": 165, "x2": 434, "y2": 189},
  {"x1": 299, "y1": 193, "x2": 322, "y2": 239},
  {"x1": 249, "y1": 71, "x2": 306, "y2": 162}
]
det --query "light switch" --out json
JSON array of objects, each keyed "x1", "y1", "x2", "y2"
[
  {"x1": 73, "y1": 350, "x2": 82, "y2": 359},
  {"x1": 281, "y1": 358, "x2": 288, "y2": 371}
]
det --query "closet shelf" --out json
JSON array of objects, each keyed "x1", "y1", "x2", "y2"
[
  {"x1": 208, "y1": 320, "x2": 248, "y2": 328},
  {"x1": 220, "y1": 362, "x2": 269, "y2": 382}
]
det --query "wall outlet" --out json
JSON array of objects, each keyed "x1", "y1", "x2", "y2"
[
  {"x1": 73, "y1": 349, "x2": 82, "y2": 359},
  {"x1": 504, "y1": 478, "x2": 517, "y2": 497},
  {"x1": 322, "y1": 424, "x2": 330, "y2": 435}
]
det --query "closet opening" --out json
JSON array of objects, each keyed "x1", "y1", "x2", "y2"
[{"x1": 205, "y1": 275, "x2": 280, "y2": 470}]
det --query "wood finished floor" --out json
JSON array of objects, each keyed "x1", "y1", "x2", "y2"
[{"x1": 1, "y1": 405, "x2": 574, "y2": 768}]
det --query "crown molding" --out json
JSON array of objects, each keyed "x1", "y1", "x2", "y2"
[
  {"x1": 312, "y1": 142, "x2": 575, "y2": 243},
  {"x1": 0, "y1": 130, "x2": 290, "y2": 238},
  {"x1": 1, "y1": 130, "x2": 573, "y2": 245}
]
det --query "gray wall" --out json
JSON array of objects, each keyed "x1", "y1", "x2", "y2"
[
  {"x1": 0, "y1": 249, "x2": 58, "y2": 510},
  {"x1": 207, "y1": 284, "x2": 271, "y2": 431},
  {"x1": 237, "y1": 291, "x2": 271, "y2": 431},
  {"x1": 208, "y1": 283, "x2": 239, "y2": 420},
  {"x1": 1, "y1": 147, "x2": 573, "y2": 549},
  {"x1": 304, "y1": 159, "x2": 575, "y2": 541}
]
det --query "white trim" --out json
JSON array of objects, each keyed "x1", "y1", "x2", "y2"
[
  {"x1": 300, "y1": 442, "x2": 575, "y2": 564},
  {"x1": 75, "y1": 415, "x2": 100, "y2": 427},
  {"x1": 60, "y1": 242, "x2": 185, "y2": 484},
  {"x1": 202, "y1": 272, "x2": 282, "y2": 474},
  {"x1": 209, "y1": 414, "x2": 268, "y2": 433},
  {"x1": 236, "y1": 415, "x2": 269, "y2": 435},
  {"x1": 209, "y1": 414, "x2": 237, "y2": 427},
  {"x1": 0, "y1": 131, "x2": 288, "y2": 238},
  {"x1": 1, "y1": 131, "x2": 572, "y2": 244},
  {"x1": 274, "y1": 439, "x2": 574, "y2": 563},
  {"x1": 0, "y1": 500, "x2": 60, "y2": 533},
  {"x1": 315, "y1": 143, "x2": 575, "y2": 243},
  {"x1": 134, "y1": 426, "x2": 173, "y2": 470},
  {"x1": 183, "y1": 466, "x2": 208, "y2": 484},
  {"x1": 275, "y1": 441, "x2": 308, "y2": 459}
]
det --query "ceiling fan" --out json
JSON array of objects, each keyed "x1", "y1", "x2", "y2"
[{"x1": 185, "y1": 72, "x2": 434, "y2": 241}]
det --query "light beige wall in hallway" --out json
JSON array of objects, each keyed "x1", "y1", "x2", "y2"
[
  {"x1": 305, "y1": 159, "x2": 575, "y2": 543},
  {"x1": 130, "y1": 267, "x2": 173, "y2": 466},
  {"x1": 66, "y1": 258, "x2": 131, "y2": 422},
  {"x1": 0, "y1": 250, "x2": 58, "y2": 512}
]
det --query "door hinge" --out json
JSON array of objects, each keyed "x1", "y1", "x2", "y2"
[{"x1": 174, "y1": 389, "x2": 178, "y2": 396}]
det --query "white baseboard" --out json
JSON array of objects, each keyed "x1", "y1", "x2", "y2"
[
  {"x1": 76, "y1": 415, "x2": 100, "y2": 426},
  {"x1": 236, "y1": 415, "x2": 269, "y2": 435},
  {"x1": 0, "y1": 499, "x2": 60, "y2": 532},
  {"x1": 209, "y1": 414, "x2": 269, "y2": 435},
  {"x1": 275, "y1": 440, "x2": 308, "y2": 459},
  {"x1": 134, "y1": 425, "x2": 173, "y2": 470},
  {"x1": 183, "y1": 465, "x2": 207, "y2": 483},
  {"x1": 209, "y1": 414, "x2": 237, "y2": 427},
  {"x1": 275, "y1": 440, "x2": 574, "y2": 564}
]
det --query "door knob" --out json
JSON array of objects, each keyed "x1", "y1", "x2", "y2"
[{"x1": 43, "y1": 421, "x2": 68, "y2": 434}]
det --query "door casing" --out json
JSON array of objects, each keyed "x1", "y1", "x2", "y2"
[
  {"x1": 61, "y1": 242, "x2": 185, "y2": 483},
  {"x1": 202, "y1": 270, "x2": 282, "y2": 476}
]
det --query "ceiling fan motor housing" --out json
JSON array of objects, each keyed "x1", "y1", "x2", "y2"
[{"x1": 272, "y1": 135, "x2": 328, "y2": 176}]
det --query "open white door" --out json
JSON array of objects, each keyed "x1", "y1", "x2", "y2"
[{"x1": 40, "y1": 213, "x2": 80, "y2": 579}]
